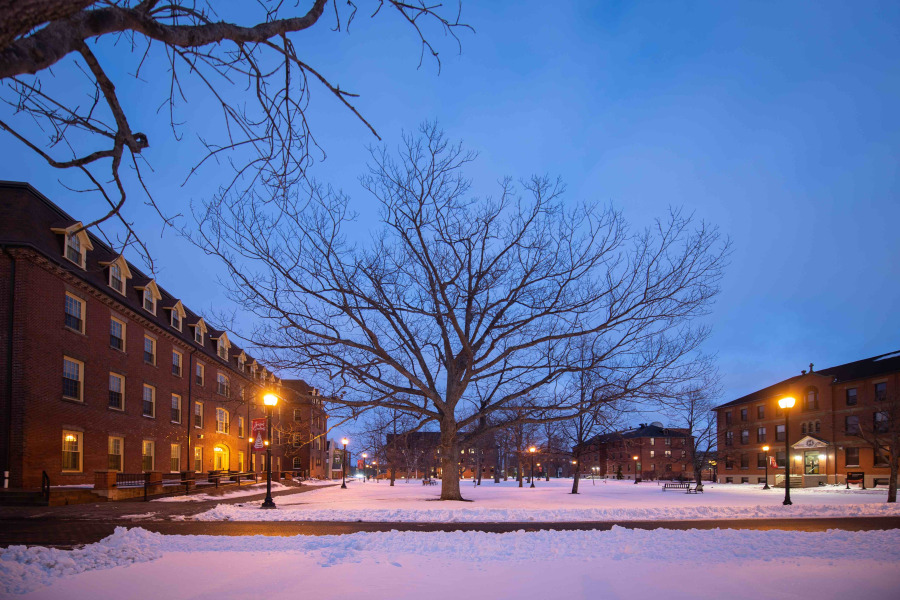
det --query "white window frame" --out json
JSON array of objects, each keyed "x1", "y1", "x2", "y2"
[
  {"x1": 142, "y1": 384, "x2": 156, "y2": 418},
  {"x1": 172, "y1": 349, "x2": 183, "y2": 377},
  {"x1": 194, "y1": 327, "x2": 203, "y2": 345},
  {"x1": 143, "y1": 335, "x2": 156, "y2": 365},
  {"x1": 237, "y1": 416, "x2": 245, "y2": 438},
  {"x1": 194, "y1": 401, "x2": 203, "y2": 429},
  {"x1": 108, "y1": 371, "x2": 125, "y2": 411},
  {"x1": 196, "y1": 363, "x2": 205, "y2": 386},
  {"x1": 109, "y1": 262, "x2": 124, "y2": 294},
  {"x1": 216, "y1": 408, "x2": 230, "y2": 434},
  {"x1": 110, "y1": 316, "x2": 126, "y2": 351},
  {"x1": 108, "y1": 436, "x2": 124, "y2": 472},
  {"x1": 171, "y1": 393, "x2": 182, "y2": 424},
  {"x1": 217, "y1": 373, "x2": 230, "y2": 397},
  {"x1": 65, "y1": 233, "x2": 85, "y2": 268},
  {"x1": 64, "y1": 292, "x2": 85, "y2": 333},
  {"x1": 142, "y1": 440, "x2": 155, "y2": 472},
  {"x1": 194, "y1": 446, "x2": 203, "y2": 472},
  {"x1": 62, "y1": 356, "x2": 84, "y2": 402},
  {"x1": 171, "y1": 310, "x2": 182, "y2": 331},
  {"x1": 170, "y1": 443, "x2": 182, "y2": 473},
  {"x1": 62, "y1": 430, "x2": 83, "y2": 472},
  {"x1": 143, "y1": 288, "x2": 156, "y2": 314}
]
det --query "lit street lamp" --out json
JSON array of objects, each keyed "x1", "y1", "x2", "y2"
[
  {"x1": 762, "y1": 445, "x2": 771, "y2": 490},
  {"x1": 632, "y1": 455, "x2": 639, "y2": 484},
  {"x1": 372, "y1": 460, "x2": 378, "y2": 483},
  {"x1": 261, "y1": 393, "x2": 279, "y2": 509},
  {"x1": 778, "y1": 396, "x2": 796, "y2": 505},
  {"x1": 529, "y1": 446, "x2": 537, "y2": 488},
  {"x1": 341, "y1": 437, "x2": 349, "y2": 489},
  {"x1": 361, "y1": 452, "x2": 368, "y2": 481}
]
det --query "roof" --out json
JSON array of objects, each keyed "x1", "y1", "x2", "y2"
[
  {"x1": 0, "y1": 180, "x2": 272, "y2": 379},
  {"x1": 585, "y1": 423, "x2": 690, "y2": 446},
  {"x1": 714, "y1": 349, "x2": 900, "y2": 411}
]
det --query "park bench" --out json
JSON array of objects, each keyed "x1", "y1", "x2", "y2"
[
  {"x1": 846, "y1": 471, "x2": 865, "y2": 490},
  {"x1": 873, "y1": 478, "x2": 889, "y2": 487},
  {"x1": 686, "y1": 482, "x2": 704, "y2": 494},
  {"x1": 422, "y1": 478, "x2": 437, "y2": 486},
  {"x1": 661, "y1": 482, "x2": 690, "y2": 492}
]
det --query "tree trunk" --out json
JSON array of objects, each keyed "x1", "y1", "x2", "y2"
[
  {"x1": 571, "y1": 451, "x2": 581, "y2": 494},
  {"x1": 439, "y1": 421, "x2": 464, "y2": 501},
  {"x1": 494, "y1": 446, "x2": 501, "y2": 483},
  {"x1": 390, "y1": 461, "x2": 396, "y2": 486},
  {"x1": 889, "y1": 452, "x2": 898, "y2": 503},
  {"x1": 517, "y1": 454, "x2": 523, "y2": 487}
]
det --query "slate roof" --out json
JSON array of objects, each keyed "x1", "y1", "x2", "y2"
[
  {"x1": 585, "y1": 423, "x2": 690, "y2": 446},
  {"x1": 0, "y1": 180, "x2": 273, "y2": 379},
  {"x1": 713, "y1": 350, "x2": 900, "y2": 411}
]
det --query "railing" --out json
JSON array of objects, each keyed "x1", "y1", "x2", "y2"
[
  {"x1": 41, "y1": 471, "x2": 50, "y2": 502},
  {"x1": 206, "y1": 470, "x2": 258, "y2": 488}
]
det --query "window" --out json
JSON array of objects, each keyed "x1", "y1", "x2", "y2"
[
  {"x1": 845, "y1": 415, "x2": 860, "y2": 435},
  {"x1": 64, "y1": 293, "x2": 84, "y2": 333},
  {"x1": 757, "y1": 427, "x2": 766, "y2": 443},
  {"x1": 108, "y1": 436, "x2": 123, "y2": 471},
  {"x1": 725, "y1": 477, "x2": 733, "y2": 484},
  {"x1": 649, "y1": 450, "x2": 655, "y2": 458},
  {"x1": 775, "y1": 424, "x2": 785, "y2": 442},
  {"x1": 62, "y1": 431, "x2": 82, "y2": 471},
  {"x1": 740, "y1": 454, "x2": 749, "y2": 469},
  {"x1": 740, "y1": 408, "x2": 748, "y2": 422},
  {"x1": 237, "y1": 417, "x2": 245, "y2": 438},
  {"x1": 725, "y1": 431, "x2": 733, "y2": 446},
  {"x1": 108, "y1": 372, "x2": 125, "y2": 410},
  {"x1": 875, "y1": 382, "x2": 887, "y2": 402},
  {"x1": 172, "y1": 350, "x2": 183, "y2": 377},
  {"x1": 845, "y1": 447, "x2": 859, "y2": 467},
  {"x1": 171, "y1": 394, "x2": 182, "y2": 424},
  {"x1": 664, "y1": 450, "x2": 672, "y2": 458},
  {"x1": 814, "y1": 420, "x2": 820, "y2": 434},
  {"x1": 110, "y1": 317, "x2": 126, "y2": 351},
  {"x1": 804, "y1": 388, "x2": 818, "y2": 411},
  {"x1": 292, "y1": 434, "x2": 302, "y2": 447},
  {"x1": 195, "y1": 363, "x2": 205, "y2": 386},
  {"x1": 757, "y1": 453, "x2": 766, "y2": 469},
  {"x1": 63, "y1": 357, "x2": 83, "y2": 401},
  {"x1": 294, "y1": 409, "x2": 303, "y2": 422},
  {"x1": 65, "y1": 233, "x2": 83, "y2": 266},
  {"x1": 801, "y1": 423, "x2": 807, "y2": 434},
  {"x1": 740, "y1": 477, "x2": 749, "y2": 484},
  {"x1": 194, "y1": 326, "x2": 204, "y2": 345},
  {"x1": 194, "y1": 402, "x2": 203, "y2": 428},
  {"x1": 143, "y1": 288, "x2": 156, "y2": 314},
  {"x1": 874, "y1": 411, "x2": 889, "y2": 434},
  {"x1": 217, "y1": 373, "x2": 230, "y2": 397},
  {"x1": 775, "y1": 451, "x2": 786, "y2": 468},
  {"x1": 724, "y1": 411, "x2": 732, "y2": 426},
  {"x1": 142, "y1": 440, "x2": 155, "y2": 471},
  {"x1": 725, "y1": 457, "x2": 734, "y2": 469},
  {"x1": 238, "y1": 451, "x2": 245, "y2": 472},
  {"x1": 293, "y1": 457, "x2": 302, "y2": 469},
  {"x1": 875, "y1": 449, "x2": 889, "y2": 467},
  {"x1": 649, "y1": 437, "x2": 655, "y2": 446},
  {"x1": 846, "y1": 388, "x2": 858, "y2": 406},
  {"x1": 216, "y1": 408, "x2": 230, "y2": 434},
  {"x1": 757, "y1": 405, "x2": 765, "y2": 419},
  {"x1": 143, "y1": 335, "x2": 156, "y2": 365},
  {"x1": 170, "y1": 444, "x2": 181, "y2": 472},
  {"x1": 664, "y1": 437, "x2": 671, "y2": 446},
  {"x1": 740, "y1": 430, "x2": 749, "y2": 444},
  {"x1": 109, "y1": 262, "x2": 124, "y2": 293},
  {"x1": 194, "y1": 446, "x2": 203, "y2": 472},
  {"x1": 142, "y1": 384, "x2": 155, "y2": 417},
  {"x1": 171, "y1": 311, "x2": 182, "y2": 331}
]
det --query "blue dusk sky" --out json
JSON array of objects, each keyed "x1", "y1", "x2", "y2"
[{"x1": 2, "y1": 1, "x2": 899, "y2": 421}]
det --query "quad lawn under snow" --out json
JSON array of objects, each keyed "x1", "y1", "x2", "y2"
[
  {"x1": 191, "y1": 478, "x2": 899, "y2": 522},
  {"x1": 4, "y1": 526, "x2": 900, "y2": 598}
]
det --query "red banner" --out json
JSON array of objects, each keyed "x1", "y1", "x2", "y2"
[{"x1": 252, "y1": 418, "x2": 267, "y2": 452}]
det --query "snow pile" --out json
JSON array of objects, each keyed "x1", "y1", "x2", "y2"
[
  {"x1": 153, "y1": 481, "x2": 292, "y2": 503},
  {"x1": 4, "y1": 526, "x2": 900, "y2": 596},
  {"x1": 0, "y1": 528, "x2": 161, "y2": 595}
]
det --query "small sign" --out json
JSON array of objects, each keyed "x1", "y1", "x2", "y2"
[{"x1": 252, "y1": 418, "x2": 267, "y2": 451}]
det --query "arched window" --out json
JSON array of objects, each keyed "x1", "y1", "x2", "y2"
[
  {"x1": 801, "y1": 423, "x2": 807, "y2": 434},
  {"x1": 815, "y1": 421, "x2": 821, "y2": 433},
  {"x1": 805, "y1": 388, "x2": 818, "y2": 411}
]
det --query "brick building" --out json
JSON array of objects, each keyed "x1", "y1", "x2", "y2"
[
  {"x1": 714, "y1": 352, "x2": 900, "y2": 488},
  {"x1": 0, "y1": 182, "x2": 313, "y2": 489},
  {"x1": 576, "y1": 423, "x2": 695, "y2": 481},
  {"x1": 282, "y1": 379, "x2": 329, "y2": 479}
]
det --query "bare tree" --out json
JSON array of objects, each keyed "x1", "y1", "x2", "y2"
[
  {"x1": 849, "y1": 392, "x2": 899, "y2": 503},
  {"x1": 659, "y1": 373, "x2": 721, "y2": 486},
  {"x1": 190, "y1": 123, "x2": 729, "y2": 500},
  {"x1": 0, "y1": 0, "x2": 468, "y2": 269}
]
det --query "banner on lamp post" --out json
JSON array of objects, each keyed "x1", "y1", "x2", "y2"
[{"x1": 252, "y1": 418, "x2": 267, "y2": 452}]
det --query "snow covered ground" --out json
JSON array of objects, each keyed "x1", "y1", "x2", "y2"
[
  {"x1": 3, "y1": 526, "x2": 899, "y2": 598},
  {"x1": 192, "y1": 478, "x2": 899, "y2": 522}
]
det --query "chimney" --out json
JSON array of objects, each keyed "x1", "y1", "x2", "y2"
[{"x1": 801, "y1": 370, "x2": 806, "y2": 375}]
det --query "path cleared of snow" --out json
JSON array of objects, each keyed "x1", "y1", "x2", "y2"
[
  {"x1": 152, "y1": 482, "x2": 292, "y2": 503},
  {"x1": 3, "y1": 526, "x2": 899, "y2": 598},
  {"x1": 191, "y1": 478, "x2": 899, "y2": 522}
]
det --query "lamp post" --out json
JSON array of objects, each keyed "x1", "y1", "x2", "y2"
[
  {"x1": 361, "y1": 452, "x2": 368, "y2": 481},
  {"x1": 591, "y1": 466, "x2": 597, "y2": 485},
  {"x1": 529, "y1": 446, "x2": 537, "y2": 488},
  {"x1": 261, "y1": 393, "x2": 279, "y2": 509},
  {"x1": 632, "y1": 455, "x2": 639, "y2": 484},
  {"x1": 340, "y1": 437, "x2": 349, "y2": 489},
  {"x1": 778, "y1": 396, "x2": 796, "y2": 505},
  {"x1": 373, "y1": 460, "x2": 378, "y2": 482},
  {"x1": 762, "y1": 445, "x2": 770, "y2": 490}
]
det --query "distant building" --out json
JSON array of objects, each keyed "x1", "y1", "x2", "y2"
[
  {"x1": 281, "y1": 380, "x2": 329, "y2": 479},
  {"x1": 713, "y1": 352, "x2": 900, "y2": 488},
  {"x1": 575, "y1": 423, "x2": 694, "y2": 481}
]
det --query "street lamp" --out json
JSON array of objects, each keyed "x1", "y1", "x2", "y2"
[
  {"x1": 762, "y1": 445, "x2": 771, "y2": 490},
  {"x1": 372, "y1": 460, "x2": 378, "y2": 483},
  {"x1": 261, "y1": 393, "x2": 279, "y2": 509},
  {"x1": 361, "y1": 452, "x2": 368, "y2": 481},
  {"x1": 341, "y1": 437, "x2": 349, "y2": 489},
  {"x1": 529, "y1": 446, "x2": 537, "y2": 488},
  {"x1": 778, "y1": 396, "x2": 796, "y2": 505},
  {"x1": 632, "y1": 455, "x2": 639, "y2": 484}
]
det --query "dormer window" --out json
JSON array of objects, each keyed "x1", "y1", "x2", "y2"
[
  {"x1": 237, "y1": 352, "x2": 246, "y2": 372},
  {"x1": 66, "y1": 235, "x2": 82, "y2": 265},
  {"x1": 195, "y1": 328, "x2": 203, "y2": 344},
  {"x1": 143, "y1": 288, "x2": 155, "y2": 313},
  {"x1": 167, "y1": 301, "x2": 186, "y2": 332},
  {"x1": 136, "y1": 280, "x2": 161, "y2": 316},
  {"x1": 110, "y1": 263, "x2": 123, "y2": 292},
  {"x1": 172, "y1": 311, "x2": 181, "y2": 330},
  {"x1": 212, "y1": 332, "x2": 231, "y2": 361}
]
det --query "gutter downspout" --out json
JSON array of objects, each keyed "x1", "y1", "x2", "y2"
[
  {"x1": 2, "y1": 247, "x2": 14, "y2": 488},
  {"x1": 187, "y1": 348, "x2": 197, "y2": 475}
]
